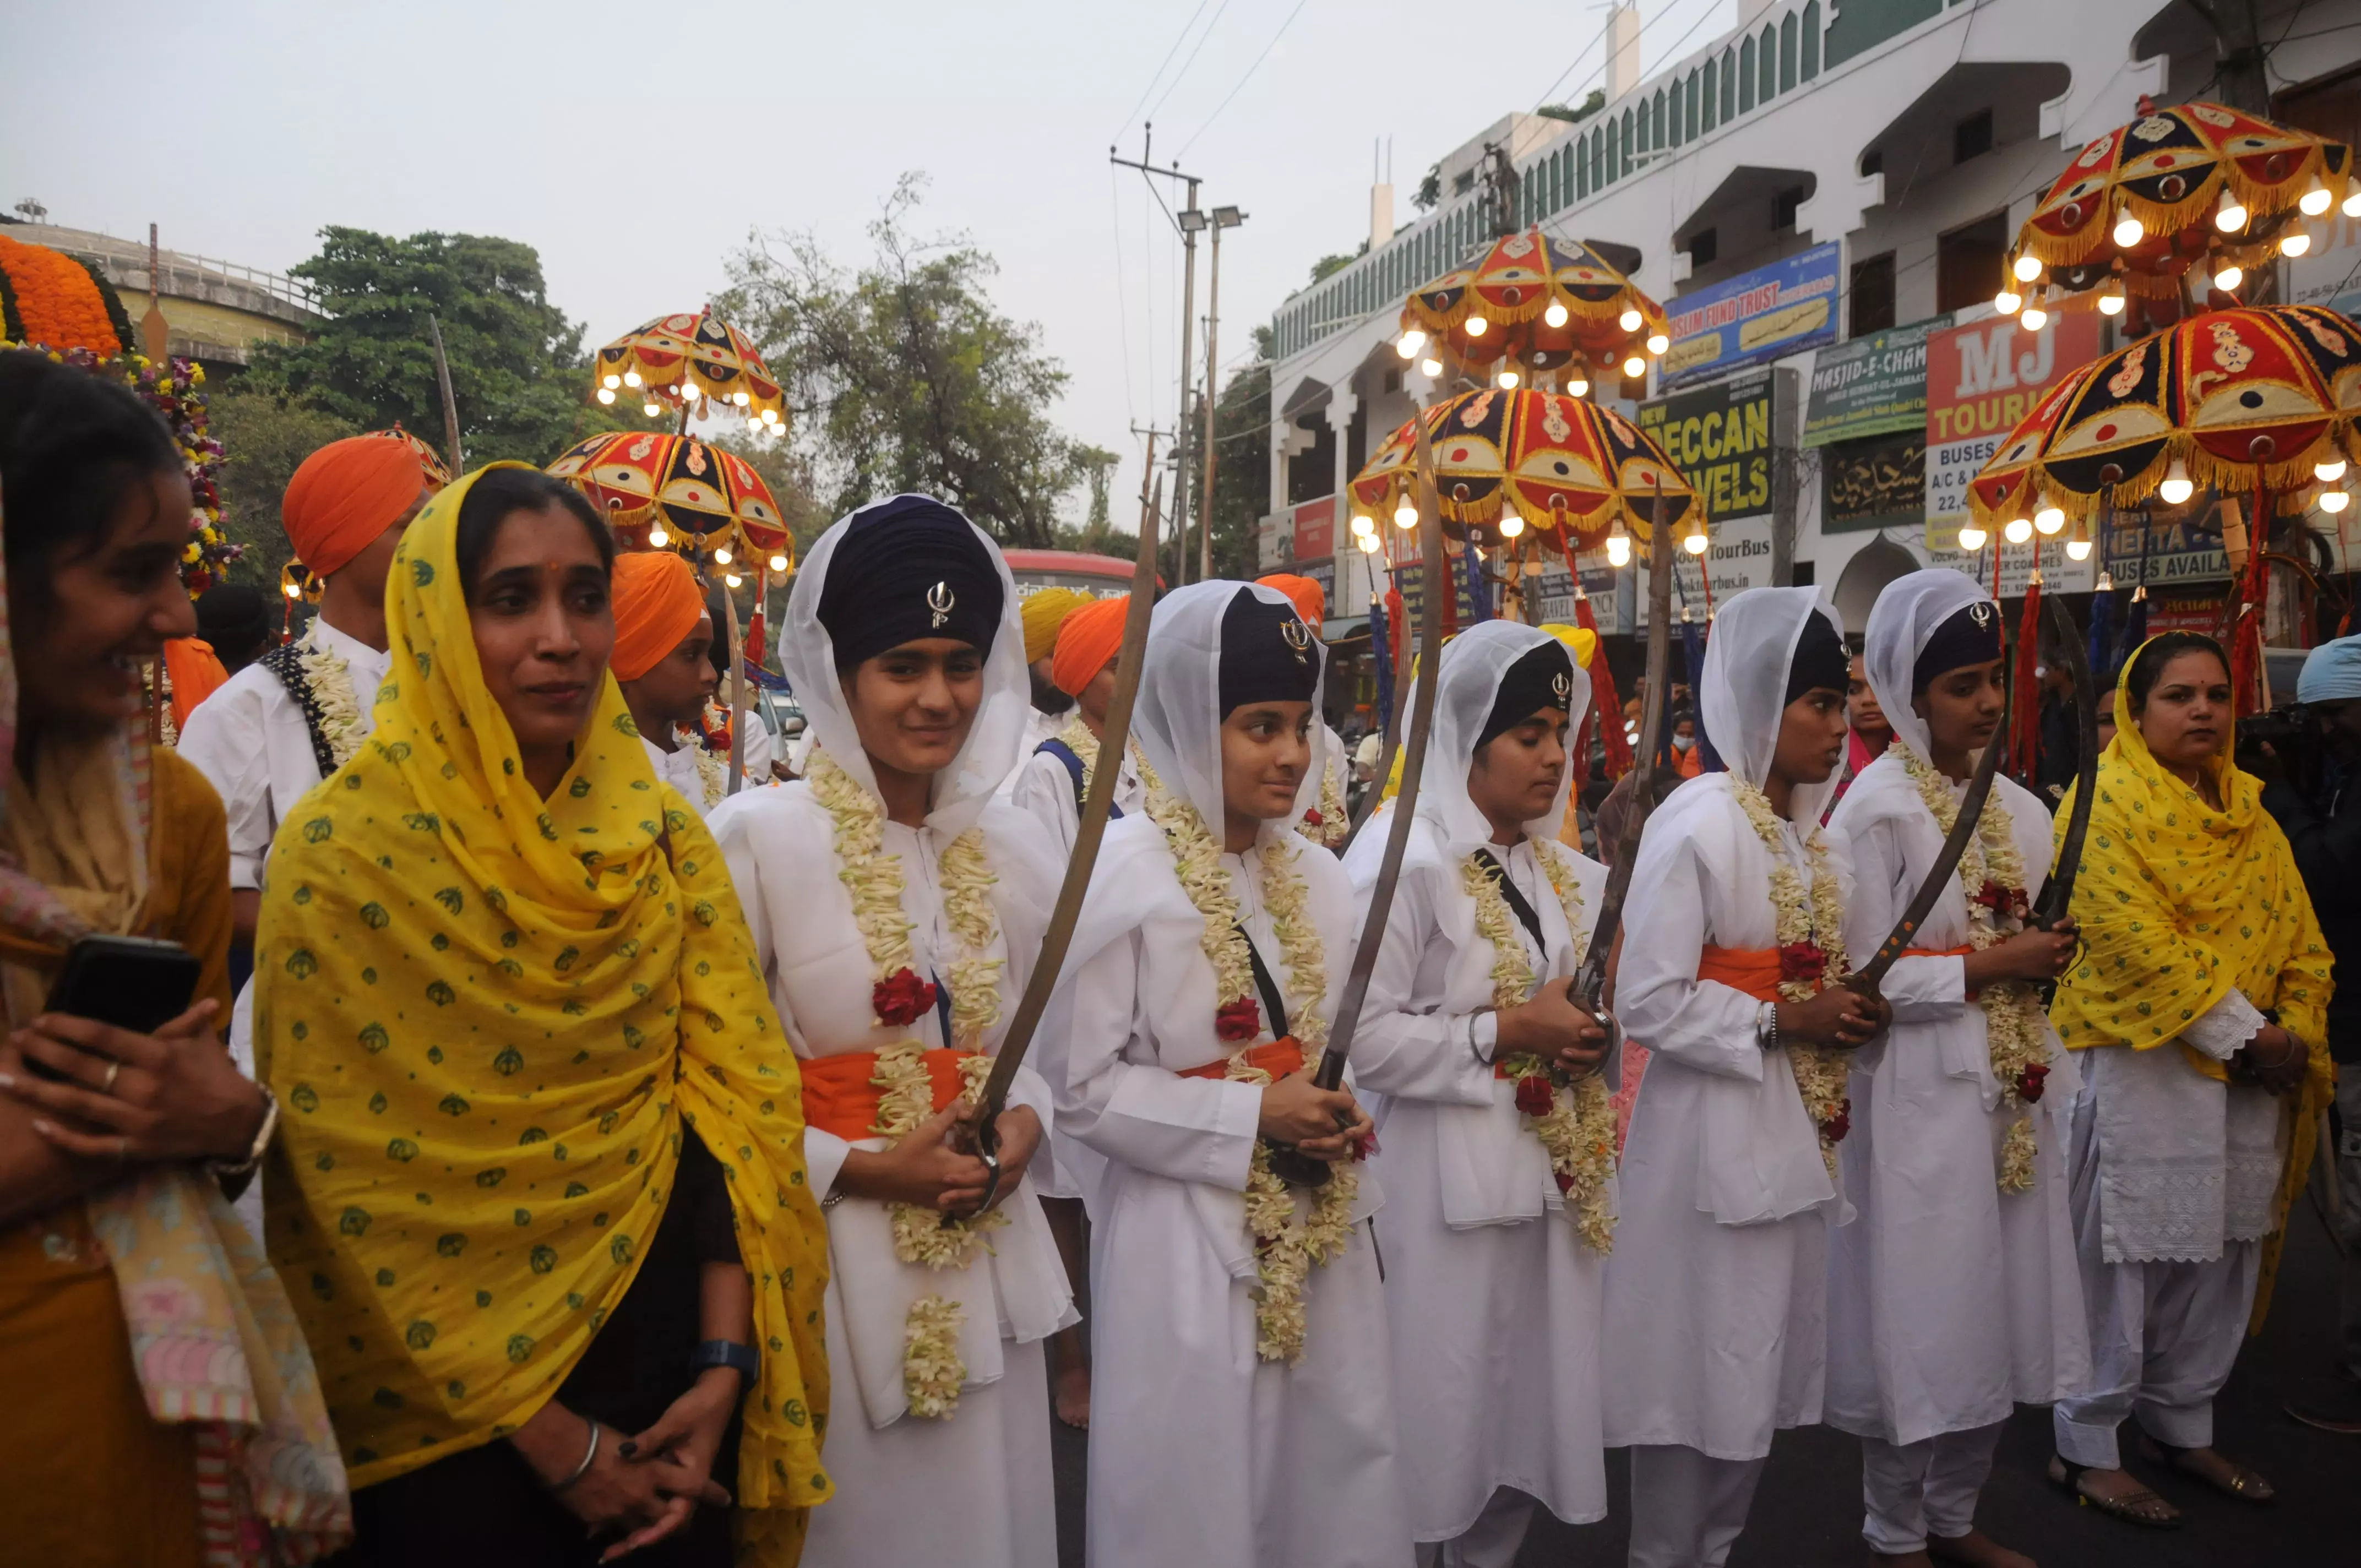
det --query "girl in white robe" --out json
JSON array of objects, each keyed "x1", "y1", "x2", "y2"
[
  {"x1": 1343, "y1": 622, "x2": 1614, "y2": 1567},
  {"x1": 1825, "y1": 570, "x2": 2088, "y2": 1565},
  {"x1": 1602, "y1": 587, "x2": 1880, "y2": 1568},
  {"x1": 1048, "y1": 580, "x2": 1410, "y2": 1568},
  {"x1": 707, "y1": 496, "x2": 1075, "y2": 1568}
]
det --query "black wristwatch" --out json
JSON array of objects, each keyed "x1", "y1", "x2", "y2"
[{"x1": 690, "y1": 1338, "x2": 759, "y2": 1385}]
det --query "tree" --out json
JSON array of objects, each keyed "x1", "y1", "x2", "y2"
[
  {"x1": 1414, "y1": 164, "x2": 1442, "y2": 211},
  {"x1": 1068, "y1": 445, "x2": 1121, "y2": 553},
  {"x1": 1537, "y1": 89, "x2": 1607, "y2": 125},
  {"x1": 206, "y1": 385, "x2": 360, "y2": 591},
  {"x1": 719, "y1": 175, "x2": 1095, "y2": 547},
  {"x1": 1203, "y1": 324, "x2": 1274, "y2": 582},
  {"x1": 249, "y1": 228, "x2": 615, "y2": 469},
  {"x1": 1307, "y1": 240, "x2": 1368, "y2": 286}
]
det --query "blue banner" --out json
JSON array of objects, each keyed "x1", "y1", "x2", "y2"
[{"x1": 1660, "y1": 241, "x2": 1841, "y2": 388}]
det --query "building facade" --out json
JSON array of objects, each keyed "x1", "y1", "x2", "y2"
[{"x1": 6, "y1": 221, "x2": 324, "y2": 369}]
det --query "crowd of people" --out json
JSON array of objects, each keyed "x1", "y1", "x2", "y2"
[{"x1": 0, "y1": 345, "x2": 2343, "y2": 1568}]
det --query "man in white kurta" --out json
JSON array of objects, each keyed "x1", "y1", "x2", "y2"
[
  {"x1": 1050, "y1": 580, "x2": 1410, "y2": 1568},
  {"x1": 1603, "y1": 587, "x2": 1877, "y2": 1568},
  {"x1": 1345, "y1": 622, "x2": 1614, "y2": 1567},
  {"x1": 1825, "y1": 571, "x2": 2088, "y2": 1564},
  {"x1": 709, "y1": 495, "x2": 1075, "y2": 1568}
]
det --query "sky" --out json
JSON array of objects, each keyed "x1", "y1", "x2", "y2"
[{"x1": 2, "y1": 0, "x2": 1736, "y2": 527}]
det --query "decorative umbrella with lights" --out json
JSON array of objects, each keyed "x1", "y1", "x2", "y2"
[
  {"x1": 367, "y1": 423, "x2": 453, "y2": 489},
  {"x1": 591, "y1": 308, "x2": 787, "y2": 435},
  {"x1": 1395, "y1": 227, "x2": 1670, "y2": 393},
  {"x1": 545, "y1": 430, "x2": 796, "y2": 575},
  {"x1": 1347, "y1": 386, "x2": 1697, "y2": 561},
  {"x1": 1999, "y1": 97, "x2": 2352, "y2": 328}
]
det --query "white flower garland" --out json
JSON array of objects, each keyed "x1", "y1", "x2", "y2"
[
  {"x1": 808, "y1": 744, "x2": 1009, "y2": 1419},
  {"x1": 1461, "y1": 843, "x2": 1617, "y2": 1251},
  {"x1": 1138, "y1": 753, "x2": 1358, "y2": 1365},
  {"x1": 1893, "y1": 743, "x2": 2050, "y2": 1193},
  {"x1": 1729, "y1": 778, "x2": 1852, "y2": 1177},
  {"x1": 296, "y1": 620, "x2": 366, "y2": 770},
  {"x1": 687, "y1": 725, "x2": 726, "y2": 808},
  {"x1": 1296, "y1": 760, "x2": 1349, "y2": 848}
]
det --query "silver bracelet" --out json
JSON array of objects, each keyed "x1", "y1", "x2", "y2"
[
  {"x1": 1755, "y1": 1000, "x2": 1780, "y2": 1052},
  {"x1": 206, "y1": 1083, "x2": 280, "y2": 1179},
  {"x1": 1468, "y1": 1006, "x2": 1499, "y2": 1066},
  {"x1": 551, "y1": 1417, "x2": 601, "y2": 1491}
]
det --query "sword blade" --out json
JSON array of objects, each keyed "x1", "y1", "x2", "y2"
[{"x1": 2032, "y1": 592, "x2": 2101, "y2": 927}]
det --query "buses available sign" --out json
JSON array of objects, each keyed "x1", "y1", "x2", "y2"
[{"x1": 1660, "y1": 242, "x2": 1840, "y2": 388}]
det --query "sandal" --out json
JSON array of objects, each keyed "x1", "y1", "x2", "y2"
[
  {"x1": 2046, "y1": 1453, "x2": 2181, "y2": 1529},
  {"x1": 2136, "y1": 1433, "x2": 2276, "y2": 1504}
]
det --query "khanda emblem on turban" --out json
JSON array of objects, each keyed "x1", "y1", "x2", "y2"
[
  {"x1": 1552, "y1": 671, "x2": 1574, "y2": 704},
  {"x1": 927, "y1": 581, "x2": 955, "y2": 629},
  {"x1": 1970, "y1": 602, "x2": 1994, "y2": 629},
  {"x1": 1281, "y1": 617, "x2": 1314, "y2": 662}
]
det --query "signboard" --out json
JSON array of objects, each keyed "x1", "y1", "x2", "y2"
[
  {"x1": 2103, "y1": 498, "x2": 2233, "y2": 587},
  {"x1": 2144, "y1": 589, "x2": 2231, "y2": 636},
  {"x1": 1922, "y1": 312, "x2": 2106, "y2": 553},
  {"x1": 2286, "y1": 211, "x2": 2361, "y2": 315},
  {"x1": 1823, "y1": 427, "x2": 1926, "y2": 534},
  {"x1": 1289, "y1": 496, "x2": 1335, "y2": 563},
  {"x1": 1661, "y1": 242, "x2": 1841, "y2": 388},
  {"x1": 1919, "y1": 537, "x2": 2096, "y2": 598},
  {"x1": 1802, "y1": 315, "x2": 1949, "y2": 447},
  {"x1": 1644, "y1": 514, "x2": 1777, "y2": 613},
  {"x1": 1638, "y1": 369, "x2": 1776, "y2": 524}
]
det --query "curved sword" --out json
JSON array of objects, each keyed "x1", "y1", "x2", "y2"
[{"x1": 2031, "y1": 592, "x2": 2100, "y2": 929}]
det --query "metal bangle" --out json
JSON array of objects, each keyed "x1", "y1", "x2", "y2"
[
  {"x1": 1468, "y1": 1006, "x2": 1499, "y2": 1066},
  {"x1": 1756, "y1": 1000, "x2": 1780, "y2": 1053},
  {"x1": 206, "y1": 1084, "x2": 280, "y2": 1180},
  {"x1": 552, "y1": 1417, "x2": 600, "y2": 1492}
]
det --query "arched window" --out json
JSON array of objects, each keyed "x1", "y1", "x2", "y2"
[
  {"x1": 1606, "y1": 118, "x2": 1622, "y2": 184},
  {"x1": 1780, "y1": 13, "x2": 1798, "y2": 92},
  {"x1": 1702, "y1": 58, "x2": 1718, "y2": 131},
  {"x1": 1668, "y1": 80, "x2": 1683, "y2": 148},
  {"x1": 1722, "y1": 47, "x2": 1737, "y2": 119},
  {"x1": 1802, "y1": 2, "x2": 1821, "y2": 79},
  {"x1": 1740, "y1": 36, "x2": 1756, "y2": 112},
  {"x1": 1760, "y1": 25, "x2": 1777, "y2": 102},
  {"x1": 1687, "y1": 69, "x2": 1701, "y2": 140},
  {"x1": 1655, "y1": 89, "x2": 1668, "y2": 150}
]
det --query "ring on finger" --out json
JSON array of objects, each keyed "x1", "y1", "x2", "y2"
[
  {"x1": 114, "y1": 1135, "x2": 129, "y2": 1162},
  {"x1": 100, "y1": 1059, "x2": 121, "y2": 1095}
]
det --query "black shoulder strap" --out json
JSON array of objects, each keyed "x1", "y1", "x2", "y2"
[
  {"x1": 258, "y1": 640, "x2": 338, "y2": 778},
  {"x1": 1037, "y1": 737, "x2": 1123, "y2": 820},
  {"x1": 1232, "y1": 922, "x2": 1291, "y2": 1041},
  {"x1": 1472, "y1": 847, "x2": 1549, "y2": 959}
]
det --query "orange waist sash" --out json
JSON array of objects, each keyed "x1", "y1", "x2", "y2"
[
  {"x1": 1179, "y1": 1037, "x2": 1306, "y2": 1081},
  {"x1": 799, "y1": 1047, "x2": 979, "y2": 1141},
  {"x1": 1697, "y1": 943, "x2": 1783, "y2": 1003}
]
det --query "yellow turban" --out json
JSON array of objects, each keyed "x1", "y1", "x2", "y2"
[
  {"x1": 1539, "y1": 622, "x2": 1598, "y2": 669},
  {"x1": 1021, "y1": 587, "x2": 1093, "y2": 663}
]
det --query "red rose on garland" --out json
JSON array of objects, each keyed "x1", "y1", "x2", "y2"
[
  {"x1": 1553, "y1": 1171, "x2": 1575, "y2": 1194},
  {"x1": 1514, "y1": 1074, "x2": 1557, "y2": 1119},
  {"x1": 1821, "y1": 1098, "x2": 1853, "y2": 1144},
  {"x1": 872, "y1": 967, "x2": 938, "y2": 1027},
  {"x1": 1303, "y1": 808, "x2": 1325, "y2": 826},
  {"x1": 1778, "y1": 943, "x2": 1826, "y2": 985},
  {"x1": 2016, "y1": 1060, "x2": 2050, "y2": 1104},
  {"x1": 1214, "y1": 997, "x2": 1261, "y2": 1042},
  {"x1": 1973, "y1": 880, "x2": 2030, "y2": 922}
]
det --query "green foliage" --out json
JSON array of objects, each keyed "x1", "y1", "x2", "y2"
[
  {"x1": 1537, "y1": 89, "x2": 1607, "y2": 125},
  {"x1": 206, "y1": 385, "x2": 360, "y2": 590},
  {"x1": 1413, "y1": 164, "x2": 1442, "y2": 211},
  {"x1": 718, "y1": 175, "x2": 1094, "y2": 548},
  {"x1": 249, "y1": 228, "x2": 617, "y2": 468},
  {"x1": 1204, "y1": 330, "x2": 1272, "y2": 582}
]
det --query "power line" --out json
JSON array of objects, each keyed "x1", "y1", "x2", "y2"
[
  {"x1": 1177, "y1": 0, "x2": 1311, "y2": 157},
  {"x1": 1109, "y1": 166, "x2": 1138, "y2": 428},
  {"x1": 1112, "y1": 0, "x2": 1212, "y2": 144},
  {"x1": 1144, "y1": 0, "x2": 1237, "y2": 128}
]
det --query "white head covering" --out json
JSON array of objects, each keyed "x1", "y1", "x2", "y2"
[
  {"x1": 1130, "y1": 580, "x2": 1327, "y2": 840},
  {"x1": 1699, "y1": 585, "x2": 1847, "y2": 825},
  {"x1": 779, "y1": 493, "x2": 1027, "y2": 839},
  {"x1": 1417, "y1": 620, "x2": 1591, "y2": 854},
  {"x1": 1860, "y1": 568, "x2": 1999, "y2": 760}
]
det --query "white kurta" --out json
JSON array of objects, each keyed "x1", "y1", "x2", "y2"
[
  {"x1": 1049, "y1": 816, "x2": 1411, "y2": 1568},
  {"x1": 1352, "y1": 817, "x2": 1613, "y2": 1539},
  {"x1": 641, "y1": 735, "x2": 711, "y2": 816},
  {"x1": 709, "y1": 785, "x2": 1076, "y2": 1568},
  {"x1": 1822, "y1": 759, "x2": 2089, "y2": 1447},
  {"x1": 1601, "y1": 773, "x2": 1852, "y2": 1461},
  {"x1": 177, "y1": 616, "x2": 389, "y2": 891}
]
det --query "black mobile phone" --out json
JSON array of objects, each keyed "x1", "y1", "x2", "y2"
[{"x1": 25, "y1": 934, "x2": 203, "y2": 1081}]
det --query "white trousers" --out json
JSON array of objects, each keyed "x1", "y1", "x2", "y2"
[
  {"x1": 1413, "y1": 1487, "x2": 1534, "y2": 1568},
  {"x1": 2052, "y1": 1241, "x2": 2261, "y2": 1469},
  {"x1": 1626, "y1": 1445, "x2": 1765, "y2": 1568},
  {"x1": 1859, "y1": 1423, "x2": 2002, "y2": 1555}
]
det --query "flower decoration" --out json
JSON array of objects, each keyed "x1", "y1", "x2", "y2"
[
  {"x1": 1730, "y1": 777, "x2": 1852, "y2": 1173},
  {"x1": 872, "y1": 967, "x2": 938, "y2": 1028}
]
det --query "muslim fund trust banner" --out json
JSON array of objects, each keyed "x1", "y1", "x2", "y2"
[{"x1": 1660, "y1": 243, "x2": 1841, "y2": 388}]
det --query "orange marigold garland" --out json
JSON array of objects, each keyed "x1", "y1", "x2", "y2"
[{"x1": 0, "y1": 233, "x2": 121, "y2": 356}]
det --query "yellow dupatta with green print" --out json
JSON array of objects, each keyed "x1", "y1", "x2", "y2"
[
  {"x1": 2051, "y1": 638, "x2": 2335, "y2": 1327},
  {"x1": 254, "y1": 465, "x2": 831, "y2": 1547}
]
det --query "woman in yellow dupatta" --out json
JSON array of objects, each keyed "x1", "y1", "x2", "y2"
[
  {"x1": 2045, "y1": 631, "x2": 2332, "y2": 1527},
  {"x1": 255, "y1": 465, "x2": 828, "y2": 1565}
]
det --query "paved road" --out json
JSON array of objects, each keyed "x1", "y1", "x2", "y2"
[{"x1": 1049, "y1": 1199, "x2": 2359, "y2": 1565}]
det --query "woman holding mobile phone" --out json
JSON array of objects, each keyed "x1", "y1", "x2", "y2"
[{"x1": 0, "y1": 350, "x2": 350, "y2": 1562}]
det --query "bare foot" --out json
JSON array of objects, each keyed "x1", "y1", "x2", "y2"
[
  {"x1": 1053, "y1": 1358, "x2": 1091, "y2": 1429},
  {"x1": 1928, "y1": 1527, "x2": 2036, "y2": 1567}
]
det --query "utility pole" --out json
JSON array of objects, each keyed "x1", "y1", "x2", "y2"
[
  {"x1": 1112, "y1": 128, "x2": 1204, "y2": 582},
  {"x1": 1200, "y1": 206, "x2": 1247, "y2": 583}
]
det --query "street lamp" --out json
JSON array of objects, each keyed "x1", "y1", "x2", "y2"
[{"x1": 1198, "y1": 204, "x2": 1247, "y2": 583}]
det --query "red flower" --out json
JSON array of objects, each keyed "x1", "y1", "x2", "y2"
[
  {"x1": 1553, "y1": 1171, "x2": 1575, "y2": 1194},
  {"x1": 1974, "y1": 880, "x2": 2030, "y2": 921},
  {"x1": 1215, "y1": 997, "x2": 1261, "y2": 1042},
  {"x1": 2016, "y1": 1060, "x2": 2050, "y2": 1104},
  {"x1": 1303, "y1": 808, "x2": 1325, "y2": 826},
  {"x1": 1514, "y1": 1074, "x2": 1557, "y2": 1119},
  {"x1": 1351, "y1": 1131, "x2": 1377, "y2": 1162},
  {"x1": 1822, "y1": 1098, "x2": 1853, "y2": 1144},
  {"x1": 1778, "y1": 943, "x2": 1826, "y2": 984},
  {"x1": 872, "y1": 967, "x2": 938, "y2": 1027}
]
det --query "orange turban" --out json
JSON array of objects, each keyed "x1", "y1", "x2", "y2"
[
  {"x1": 610, "y1": 552, "x2": 710, "y2": 682},
  {"x1": 281, "y1": 436, "x2": 436, "y2": 579},
  {"x1": 1256, "y1": 573, "x2": 1325, "y2": 631},
  {"x1": 1051, "y1": 594, "x2": 1129, "y2": 698}
]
